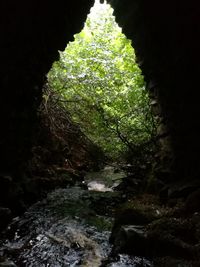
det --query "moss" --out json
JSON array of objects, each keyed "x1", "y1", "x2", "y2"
[{"x1": 85, "y1": 215, "x2": 112, "y2": 231}]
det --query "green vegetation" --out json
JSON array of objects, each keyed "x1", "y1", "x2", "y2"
[{"x1": 47, "y1": 0, "x2": 156, "y2": 160}]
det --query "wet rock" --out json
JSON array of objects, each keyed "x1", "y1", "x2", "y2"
[
  {"x1": 0, "y1": 187, "x2": 115, "y2": 266},
  {"x1": 0, "y1": 261, "x2": 17, "y2": 267},
  {"x1": 110, "y1": 208, "x2": 152, "y2": 243},
  {"x1": 111, "y1": 216, "x2": 198, "y2": 260},
  {"x1": 146, "y1": 218, "x2": 197, "y2": 259},
  {"x1": 111, "y1": 225, "x2": 147, "y2": 255},
  {"x1": 114, "y1": 176, "x2": 142, "y2": 194}
]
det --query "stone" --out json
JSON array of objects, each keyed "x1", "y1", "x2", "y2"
[
  {"x1": 0, "y1": 261, "x2": 17, "y2": 267},
  {"x1": 110, "y1": 208, "x2": 152, "y2": 243},
  {"x1": 111, "y1": 225, "x2": 147, "y2": 255},
  {"x1": 146, "y1": 218, "x2": 197, "y2": 259},
  {"x1": 111, "y1": 216, "x2": 198, "y2": 260}
]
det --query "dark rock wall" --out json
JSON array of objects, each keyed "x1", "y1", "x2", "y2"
[
  {"x1": 108, "y1": 0, "x2": 200, "y2": 181},
  {"x1": 0, "y1": 1, "x2": 94, "y2": 176},
  {"x1": 0, "y1": 0, "x2": 199, "y2": 191}
]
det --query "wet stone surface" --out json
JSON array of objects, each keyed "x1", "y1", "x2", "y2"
[{"x1": 0, "y1": 167, "x2": 153, "y2": 266}]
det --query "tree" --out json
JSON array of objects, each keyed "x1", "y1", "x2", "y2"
[{"x1": 48, "y1": 0, "x2": 156, "y2": 160}]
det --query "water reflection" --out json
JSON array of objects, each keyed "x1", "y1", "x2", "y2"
[{"x1": 88, "y1": 181, "x2": 113, "y2": 192}]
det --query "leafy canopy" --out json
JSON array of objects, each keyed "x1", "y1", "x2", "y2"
[{"x1": 48, "y1": 0, "x2": 155, "y2": 160}]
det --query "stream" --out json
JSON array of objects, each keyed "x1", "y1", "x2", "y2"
[{"x1": 0, "y1": 167, "x2": 153, "y2": 267}]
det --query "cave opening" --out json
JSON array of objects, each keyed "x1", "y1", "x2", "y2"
[
  {"x1": 1, "y1": 1, "x2": 200, "y2": 265},
  {"x1": 44, "y1": 0, "x2": 157, "y2": 172}
]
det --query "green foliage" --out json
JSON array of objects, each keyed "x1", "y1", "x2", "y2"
[{"x1": 48, "y1": 1, "x2": 156, "y2": 160}]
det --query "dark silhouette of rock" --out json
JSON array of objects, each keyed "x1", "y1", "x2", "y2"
[{"x1": 0, "y1": 207, "x2": 11, "y2": 230}]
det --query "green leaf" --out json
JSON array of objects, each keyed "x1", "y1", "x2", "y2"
[{"x1": 47, "y1": 1, "x2": 156, "y2": 160}]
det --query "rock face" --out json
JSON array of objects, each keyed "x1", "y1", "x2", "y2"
[
  {"x1": 111, "y1": 218, "x2": 198, "y2": 259},
  {"x1": 0, "y1": 207, "x2": 11, "y2": 231},
  {"x1": 0, "y1": 0, "x2": 94, "y2": 219},
  {"x1": 108, "y1": 0, "x2": 200, "y2": 182},
  {"x1": 0, "y1": 1, "x2": 94, "y2": 174},
  {"x1": 110, "y1": 198, "x2": 200, "y2": 265}
]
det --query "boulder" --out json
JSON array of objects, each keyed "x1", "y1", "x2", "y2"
[
  {"x1": 111, "y1": 225, "x2": 147, "y2": 255},
  {"x1": 146, "y1": 218, "x2": 198, "y2": 259},
  {"x1": 110, "y1": 208, "x2": 152, "y2": 243},
  {"x1": 110, "y1": 217, "x2": 198, "y2": 260}
]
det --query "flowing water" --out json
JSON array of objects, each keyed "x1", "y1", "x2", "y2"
[{"x1": 0, "y1": 167, "x2": 153, "y2": 267}]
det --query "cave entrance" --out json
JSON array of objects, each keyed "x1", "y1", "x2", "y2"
[{"x1": 44, "y1": 0, "x2": 156, "y2": 170}]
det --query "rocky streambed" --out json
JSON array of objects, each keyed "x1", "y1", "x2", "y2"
[
  {"x1": 1, "y1": 166, "x2": 199, "y2": 267},
  {"x1": 0, "y1": 167, "x2": 152, "y2": 267}
]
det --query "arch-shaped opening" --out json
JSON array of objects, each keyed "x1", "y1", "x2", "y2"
[
  {"x1": 0, "y1": 1, "x2": 200, "y2": 265},
  {"x1": 44, "y1": 0, "x2": 157, "y2": 168}
]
